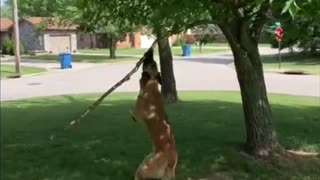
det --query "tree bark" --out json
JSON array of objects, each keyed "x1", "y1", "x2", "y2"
[
  {"x1": 109, "y1": 37, "x2": 116, "y2": 59},
  {"x1": 157, "y1": 35, "x2": 178, "y2": 104},
  {"x1": 310, "y1": 44, "x2": 317, "y2": 55},
  {"x1": 219, "y1": 22, "x2": 278, "y2": 156}
]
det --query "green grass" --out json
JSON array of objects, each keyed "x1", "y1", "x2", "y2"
[
  {"x1": 0, "y1": 64, "x2": 47, "y2": 78},
  {"x1": 262, "y1": 53, "x2": 320, "y2": 75},
  {"x1": 22, "y1": 54, "x2": 137, "y2": 63},
  {"x1": 173, "y1": 43, "x2": 270, "y2": 48},
  {"x1": 78, "y1": 48, "x2": 151, "y2": 55},
  {"x1": 76, "y1": 43, "x2": 270, "y2": 57},
  {"x1": 78, "y1": 47, "x2": 228, "y2": 56},
  {"x1": 1, "y1": 91, "x2": 320, "y2": 180}
]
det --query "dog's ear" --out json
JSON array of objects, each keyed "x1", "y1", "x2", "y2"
[{"x1": 156, "y1": 72, "x2": 162, "y2": 85}]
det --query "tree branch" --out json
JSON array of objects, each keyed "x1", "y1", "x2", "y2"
[
  {"x1": 186, "y1": 19, "x2": 215, "y2": 29},
  {"x1": 250, "y1": 1, "x2": 271, "y2": 41}
]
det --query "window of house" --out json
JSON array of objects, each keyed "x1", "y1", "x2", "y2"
[{"x1": 38, "y1": 35, "x2": 44, "y2": 46}]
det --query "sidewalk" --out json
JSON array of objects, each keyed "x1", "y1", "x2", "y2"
[{"x1": 1, "y1": 56, "x2": 99, "y2": 73}]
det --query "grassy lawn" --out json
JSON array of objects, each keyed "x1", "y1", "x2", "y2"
[
  {"x1": 78, "y1": 46, "x2": 229, "y2": 56},
  {"x1": 1, "y1": 64, "x2": 47, "y2": 78},
  {"x1": 22, "y1": 54, "x2": 137, "y2": 63},
  {"x1": 1, "y1": 91, "x2": 320, "y2": 180},
  {"x1": 262, "y1": 53, "x2": 320, "y2": 74},
  {"x1": 76, "y1": 43, "x2": 270, "y2": 57},
  {"x1": 199, "y1": 43, "x2": 270, "y2": 47}
]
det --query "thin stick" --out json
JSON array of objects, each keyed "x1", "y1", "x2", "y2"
[{"x1": 63, "y1": 38, "x2": 160, "y2": 131}]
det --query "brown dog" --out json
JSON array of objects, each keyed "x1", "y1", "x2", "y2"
[{"x1": 131, "y1": 49, "x2": 178, "y2": 180}]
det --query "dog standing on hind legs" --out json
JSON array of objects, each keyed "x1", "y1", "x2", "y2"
[{"x1": 131, "y1": 49, "x2": 178, "y2": 180}]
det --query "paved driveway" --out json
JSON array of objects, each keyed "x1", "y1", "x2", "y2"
[{"x1": 1, "y1": 49, "x2": 319, "y2": 101}]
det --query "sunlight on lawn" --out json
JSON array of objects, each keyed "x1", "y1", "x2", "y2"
[{"x1": 0, "y1": 64, "x2": 47, "y2": 78}]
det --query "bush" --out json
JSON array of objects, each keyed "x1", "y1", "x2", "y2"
[
  {"x1": 1, "y1": 37, "x2": 13, "y2": 54},
  {"x1": 173, "y1": 37, "x2": 186, "y2": 46},
  {"x1": 1, "y1": 37, "x2": 25, "y2": 55}
]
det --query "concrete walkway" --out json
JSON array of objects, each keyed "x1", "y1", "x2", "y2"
[
  {"x1": 1, "y1": 48, "x2": 319, "y2": 101},
  {"x1": 1, "y1": 56, "x2": 100, "y2": 73}
]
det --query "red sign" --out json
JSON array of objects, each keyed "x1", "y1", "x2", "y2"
[{"x1": 275, "y1": 27, "x2": 284, "y2": 42}]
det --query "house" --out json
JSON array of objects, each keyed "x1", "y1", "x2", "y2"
[
  {"x1": 77, "y1": 32, "x2": 140, "y2": 49},
  {"x1": 0, "y1": 18, "x2": 13, "y2": 48},
  {"x1": 77, "y1": 32, "x2": 178, "y2": 49},
  {"x1": 16, "y1": 17, "x2": 78, "y2": 54},
  {"x1": 116, "y1": 33, "x2": 179, "y2": 49},
  {"x1": 77, "y1": 33, "x2": 108, "y2": 49}
]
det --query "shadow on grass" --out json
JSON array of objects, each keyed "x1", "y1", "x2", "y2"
[
  {"x1": 261, "y1": 53, "x2": 320, "y2": 65},
  {"x1": 1, "y1": 93, "x2": 320, "y2": 180}
]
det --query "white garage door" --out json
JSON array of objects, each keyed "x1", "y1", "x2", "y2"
[
  {"x1": 140, "y1": 35, "x2": 156, "y2": 48},
  {"x1": 47, "y1": 35, "x2": 71, "y2": 53},
  {"x1": 140, "y1": 35, "x2": 172, "y2": 48}
]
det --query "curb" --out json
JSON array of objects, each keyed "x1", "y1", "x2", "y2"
[{"x1": 1, "y1": 71, "x2": 48, "y2": 80}]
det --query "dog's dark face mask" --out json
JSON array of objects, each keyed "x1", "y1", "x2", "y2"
[{"x1": 140, "y1": 48, "x2": 162, "y2": 88}]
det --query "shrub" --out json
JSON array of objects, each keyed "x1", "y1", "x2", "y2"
[
  {"x1": 173, "y1": 37, "x2": 186, "y2": 46},
  {"x1": 1, "y1": 36, "x2": 13, "y2": 54},
  {"x1": 1, "y1": 37, "x2": 25, "y2": 55}
]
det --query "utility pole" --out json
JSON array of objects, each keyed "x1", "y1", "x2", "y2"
[{"x1": 12, "y1": 0, "x2": 21, "y2": 75}]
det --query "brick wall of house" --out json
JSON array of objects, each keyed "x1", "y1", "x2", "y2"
[
  {"x1": 132, "y1": 33, "x2": 141, "y2": 48},
  {"x1": 116, "y1": 33, "x2": 132, "y2": 49},
  {"x1": 170, "y1": 34, "x2": 180, "y2": 45},
  {"x1": 75, "y1": 32, "x2": 177, "y2": 50},
  {"x1": 77, "y1": 33, "x2": 96, "y2": 49},
  {"x1": 19, "y1": 20, "x2": 44, "y2": 51}
]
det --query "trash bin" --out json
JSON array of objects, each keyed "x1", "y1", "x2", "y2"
[
  {"x1": 182, "y1": 44, "x2": 191, "y2": 56},
  {"x1": 59, "y1": 52, "x2": 72, "y2": 69}
]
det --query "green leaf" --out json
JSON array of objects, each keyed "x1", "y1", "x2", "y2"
[{"x1": 281, "y1": 0, "x2": 294, "y2": 14}]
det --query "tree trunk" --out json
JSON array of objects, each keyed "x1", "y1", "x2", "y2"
[
  {"x1": 109, "y1": 37, "x2": 116, "y2": 59},
  {"x1": 157, "y1": 35, "x2": 178, "y2": 104},
  {"x1": 219, "y1": 24, "x2": 278, "y2": 156},
  {"x1": 310, "y1": 44, "x2": 317, "y2": 55}
]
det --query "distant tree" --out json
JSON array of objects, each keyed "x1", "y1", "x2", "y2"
[
  {"x1": 72, "y1": 1, "x2": 136, "y2": 59},
  {"x1": 266, "y1": 0, "x2": 320, "y2": 55},
  {"x1": 0, "y1": 4, "x2": 11, "y2": 18},
  {"x1": 5, "y1": 0, "x2": 60, "y2": 17},
  {"x1": 193, "y1": 24, "x2": 222, "y2": 52}
]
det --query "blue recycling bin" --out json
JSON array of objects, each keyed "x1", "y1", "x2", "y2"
[
  {"x1": 59, "y1": 52, "x2": 72, "y2": 69},
  {"x1": 182, "y1": 44, "x2": 191, "y2": 56}
]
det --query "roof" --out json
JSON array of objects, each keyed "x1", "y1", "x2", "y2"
[
  {"x1": 0, "y1": 18, "x2": 13, "y2": 32},
  {"x1": 22, "y1": 17, "x2": 77, "y2": 30}
]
